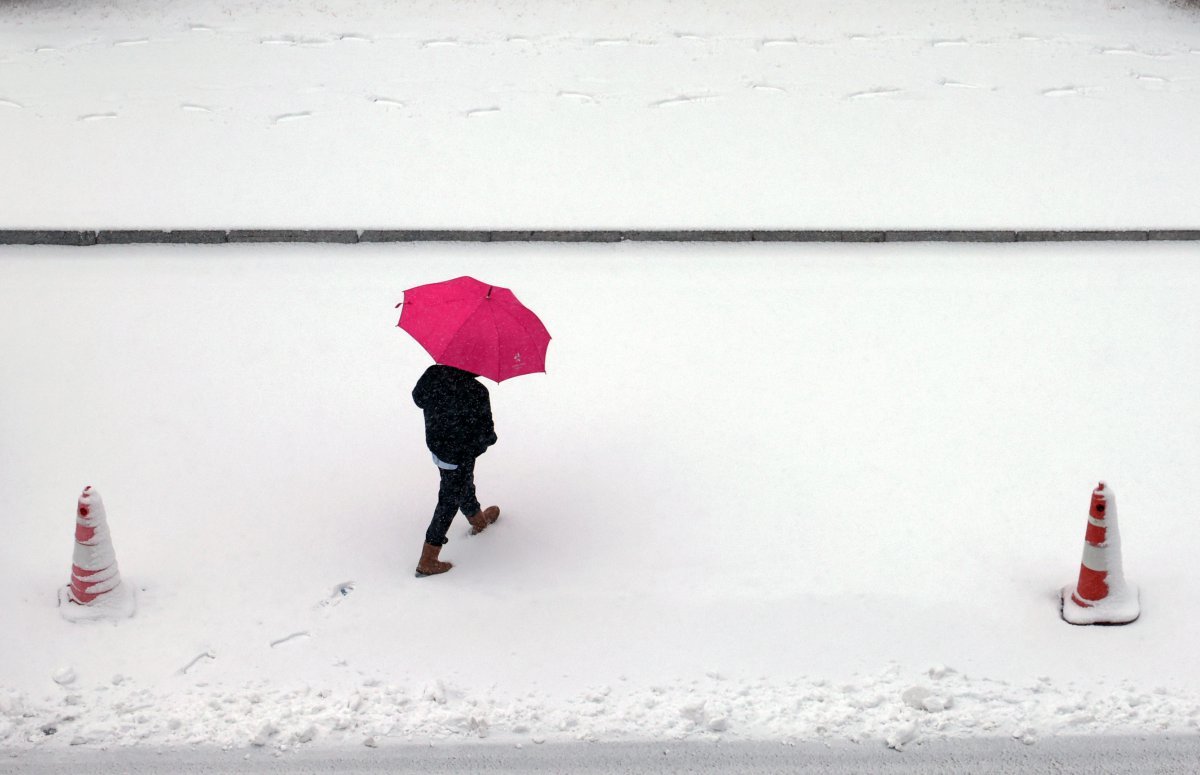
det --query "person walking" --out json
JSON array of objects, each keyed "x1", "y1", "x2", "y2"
[
  {"x1": 395, "y1": 276, "x2": 551, "y2": 577},
  {"x1": 412, "y1": 364, "x2": 500, "y2": 577}
]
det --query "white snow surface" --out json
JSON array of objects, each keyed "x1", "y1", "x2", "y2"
[
  {"x1": 2, "y1": 0, "x2": 1200, "y2": 228},
  {"x1": 2, "y1": 241, "x2": 1200, "y2": 752}
]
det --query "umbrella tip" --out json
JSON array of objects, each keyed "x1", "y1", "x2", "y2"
[{"x1": 487, "y1": 286, "x2": 493, "y2": 299}]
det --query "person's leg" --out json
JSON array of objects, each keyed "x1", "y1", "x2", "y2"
[
  {"x1": 456, "y1": 457, "x2": 481, "y2": 519},
  {"x1": 458, "y1": 457, "x2": 500, "y2": 534},
  {"x1": 425, "y1": 464, "x2": 469, "y2": 546}
]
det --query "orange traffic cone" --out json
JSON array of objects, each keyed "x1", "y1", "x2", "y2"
[
  {"x1": 1061, "y1": 481, "x2": 1139, "y2": 625},
  {"x1": 59, "y1": 486, "x2": 135, "y2": 621}
]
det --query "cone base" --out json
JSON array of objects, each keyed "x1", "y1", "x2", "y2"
[
  {"x1": 1060, "y1": 584, "x2": 1140, "y2": 626},
  {"x1": 59, "y1": 582, "x2": 136, "y2": 622}
]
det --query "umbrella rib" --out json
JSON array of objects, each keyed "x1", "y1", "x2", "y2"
[
  {"x1": 486, "y1": 301, "x2": 501, "y2": 381},
  {"x1": 509, "y1": 306, "x2": 549, "y2": 345}
]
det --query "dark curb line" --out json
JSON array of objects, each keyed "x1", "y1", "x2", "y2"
[{"x1": 2, "y1": 230, "x2": 1199, "y2": 245}]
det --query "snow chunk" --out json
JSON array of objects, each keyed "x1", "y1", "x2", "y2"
[
  {"x1": 52, "y1": 667, "x2": 77, "y2": 686},
  {"x1": 901, "y1": 685, "x2": 952, "y2": 712},
  {"x1": 251, "y1": 722, "x2": 279, "y2": 747},
  {"x1": 1013, "y1": 725, "x2": 1038, "y2": 745},
  {"x1": 886, "y1": 719, "x2": 919, "y2": 751}
]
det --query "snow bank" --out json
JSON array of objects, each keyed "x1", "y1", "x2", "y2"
[{"x1": 3, "y1": 664, "x2": 1199, "y2": 751}]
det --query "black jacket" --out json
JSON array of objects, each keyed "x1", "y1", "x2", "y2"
[{"x1": 412, "y1": 365, "x2": 498, "y2": 465}]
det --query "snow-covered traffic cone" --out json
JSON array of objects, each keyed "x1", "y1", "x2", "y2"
[
  {"x1": 1060, "y1": 481, "x2": 1139, "y2": 626},
  {"x1": 59, "y1": 486, "x2": 135, "y2": 621}
]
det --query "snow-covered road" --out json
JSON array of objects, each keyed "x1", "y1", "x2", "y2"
[{"x1": 3, "y1": 0, "x2": 1200, "y2": 228}]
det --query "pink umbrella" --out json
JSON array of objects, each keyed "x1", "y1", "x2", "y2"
[{"x1": 396, "y1": 276, "x2": 551, "y2": 383}]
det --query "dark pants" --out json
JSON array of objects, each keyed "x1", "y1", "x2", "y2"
[{"x1": 425, "y1": 457, "x2": 481, "y2": 546}]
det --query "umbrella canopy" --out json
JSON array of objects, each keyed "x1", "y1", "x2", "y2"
[{"x1": 396, "y1": 276, "x2": 551, "y2": 383}]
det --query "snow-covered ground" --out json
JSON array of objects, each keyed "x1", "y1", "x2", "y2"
[
  {"x1": 2, "y1": 241, "x2": 1200, "y2": 754},
  {"x1": 3, "y1": 0, "x2": 1200, "y2": 229},
  {"x1": 4, "y1": 0, "x2": 1200, "y2": 759}
]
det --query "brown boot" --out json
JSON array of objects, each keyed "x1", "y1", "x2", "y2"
[
  {"x1": 415, "y1": 542, "x2": 453, "y2": 577},
  {"x1": 466, "y1": 505, "x2": 501, "y2": 535}
]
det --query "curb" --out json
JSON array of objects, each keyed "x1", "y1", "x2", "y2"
[{"x1": 2, "y1": 230, "x2": 1198, "y2": 245}]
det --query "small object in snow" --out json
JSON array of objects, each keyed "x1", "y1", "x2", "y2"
[
  {"x1": 1061, "y1": 482, "x2": 1140, "y2": 625},
  {"x1": 363, "y1": 736, "x2": 379, "y2": 748},
  {"x1": 52, "y1": 667, "x2": 76, "y2": 686}
]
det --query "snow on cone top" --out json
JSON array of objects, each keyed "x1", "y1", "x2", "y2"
[
  {"x1": 1090, "y1": 481, "x2": 1111, "y2": 521},
  {"x1": 77, "y1": 486, "x2": 107, "y2": 527}
]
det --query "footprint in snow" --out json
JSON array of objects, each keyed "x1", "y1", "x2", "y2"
[
  {"x1": 178, "y1": 650, "x2": 216, "y2": 674},
  {"x1": 269, "y1": 631, "x2": 311, "y2": 648},
  {"x1": 114, "y1": 38, "x2": 150, "y2": 47},
  {"x1": 1099, "y1": 46, "x2": 1168, "y2": 59},
  {"x1": 272, "y1": 111, "x2": 312, "y2": 124},
  {"x1": 760, "y1": 37, "x2": 799, "y2": 48},
  {"x1": 260, "y1": 35, "x2": 330, "y2": 47},
  {"x1": 34, "y1": 46, "x2": 58, "y2": 53},
  {"x1": 466, "y1": 107, "x2": 500, "y2": 117},
  {"x1": 591, "y1": 38, "x2": 632, "y2": 47},
  {"x1": 939, "y1": 79, "x2": 994, "y2": 90},
  {"x1": 188, "y1": 24, "x2": 215, "y2": 33},
  {"x1": 1041, "y1": 86, "x2": 1090, "y2": 97},
  {"x1": 0, "y1": 98, "x2": 23, "y2": 109},
  {"x1": 338, "y1": 33, "x2": 372, "y2": 43},
  {"x1": 675, "y1": 33, "x2": 707, "y2": 41},
  {"x1": 371, "y1": 97, "x2": 406, "y2": 108},
  {"x1": 848, "y1": 88, "x2": 902, "y2": 99},
  {"x1": 557, "y1": 91, "x2": 597, "y2": 103},
  {"x1": 652, "y1": 94, "x2": 720, "y2": 108},
  {"x1": 1132, "y1": 73, "x2": 1169, "y2": 84},
  {"x1": 317, "y1": 581, "x2": 356, "y2": 608},
  {"x1": 180, "y1": 103, "x2": 212, "y2": 113},
  {"x1": 79, "y1": 112, "x2": 118, "y2": 121},
  {"x1": 750, "y1": 83, "x2": 788, "y2": 93},
  {"x1": 423, "y1": 39, "x2": 460, "y2": 48},
  {"x1": 931, "y1": 38, "x2": 969, "y2": 48}
]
